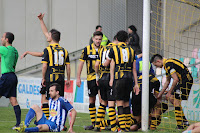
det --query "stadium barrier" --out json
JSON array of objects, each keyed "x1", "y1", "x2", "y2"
[{"x1": 17, "y1": 76, "x2": 99, "y2": 113}]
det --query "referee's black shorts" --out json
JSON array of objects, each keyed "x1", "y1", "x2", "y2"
[{"x1": 0, "y1": 72, "x2": 18, "y2": 98}]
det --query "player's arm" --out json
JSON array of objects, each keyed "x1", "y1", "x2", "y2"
[
  {"x1": 65, "y1": 50, "x2": 71, "y2": 87},
  {"x1": 41, "y1": 48, "x2": 49, "y2": 87},
  {"x1": 66, "y1": 64, "x2": 71, "y2": 87},
  {"x1": 104, "y1": 47, "x2": 114, "y2": 67},
  {"x1": 185, "y1": 122, "x2": 200, "y2": 132},
  {"x1": 157, "y1": 76, "x2": 171, "y2": 99},
  {"x1": 76, "y1": 61, "x2": 84, "y2": 87},
  {"x1": 165, "y1": 72, "x2": 179, "y2": 99},
  {"x1": 133, "y1": 61, "x2": 139, "y2": 95},
  {"x1": 109, "y1": 60, "x2": 115, "y2": 87},
  {"x1": 37, "y1": 13, "x2": 49, "y2": 39},
  {"x1": 95, "y1": 60, "x2": 100, "y2": 86},
  {"x1": 76, "y1": 48, "x2": 87, "y2": 87},
  {"x1": 42, "y1": 63, "x2": 47, "y2": 87},
  {"x1": 67, "y1": 108, "x2": 77, "y2": 133},
  {"x1": 20, "y1": 51, "x2": 43, "y2": 59}
]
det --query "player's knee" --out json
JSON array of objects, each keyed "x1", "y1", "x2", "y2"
[
  {"x1": 37, "y1": 125, "x2": 43, "y2": 131},
  {"x1": 31, "y1": 104, "x2": 40, "y2": 111},
  {"x1": 9, "y1": 97, "x2": 18, "y2": 106}
]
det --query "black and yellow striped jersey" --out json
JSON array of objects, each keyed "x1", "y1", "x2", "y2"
[
  {"x1": 79, "y1": 43, "x2": 102, "y2": 81},
  {"x1": 138, "y1": 74, "x2": 160, "y2": 92},
  {"x1": 163, "y1": 58, "x2": 193, "y2": 83},
  {"x1": 41, "y1": 43, "x2": 70, "y2": 82},
  {"x1": 97, "y1": 43, "x2": 117, "y2": 80},
  {"x1": 108, "y1": 42, "x2": 135, "y2": 80}
]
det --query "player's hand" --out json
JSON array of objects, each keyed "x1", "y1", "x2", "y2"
[
  {"x1": 67, "y1": 127, "x2": 75, "y2": 133},
  {"x1": 156, "y1": 92, "x2": 162, "y2": 99},
  {"x1": 37, "y1": 13, "x2": 44, "y2": 20},
  {"x1": 134, "y1": 84, "x2": 140, "y2": 95},
  {"x1": 165, "y1": 92, "x2": 171, "y2": 101},
  {"x1": 76, "y1": 78, "x2": 81, "y2": 87},
  {"x1": 42, "y1": 79, "x2": 46, "y2": 87},
  {"x1": 66, "y1": 80, "x2": 71, "y2": 88},
  {"x1": 20, "y1": 51, "x2": 28, "y2": 59},
  {"x1": 109, "y1": 80, "x2": 113, "y2": 87},
  {"x1": 96, "y1": 80, "x2": 99, "y2": 86}
]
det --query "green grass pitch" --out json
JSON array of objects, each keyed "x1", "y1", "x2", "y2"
[{"x1": 0, "y1": 107, "x2": 187, "y2": 133}]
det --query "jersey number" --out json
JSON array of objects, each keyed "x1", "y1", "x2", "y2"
[
  {"x1": 122, "y1": 49, "x2": 128, "y2": 62},
  {"x1": 54, "y1": 51, "x2": 64, "y2": 65},
  {"x1": 102, "y1": 50, "x2": 110, "y2": 64}
]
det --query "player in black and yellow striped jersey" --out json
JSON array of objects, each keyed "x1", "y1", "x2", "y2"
[
  {"x1": 42, "y1": 43, "x2": 70, "y2": 97},
  {"x1": 94, "y1": 36, "x2": 118, "y2": 132},
  {"x1": 38, "y1": 13, "x2": 71, "y2": 124},
  {"x1": 104, "y1": 30, "x2": 139, "y2": 132},
  {"x1": 132, "y1": 74, "x2": 161, "y2": 130},
  {"x1": 151, "y1": 54, "x2": 193, "y2": 129},
  {"x1": 76, "y1": 31, "x2": 103, "y2": 130}
]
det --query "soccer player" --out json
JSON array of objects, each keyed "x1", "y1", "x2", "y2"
[
  {"x1": 76, "y1": 31, "x2": 103, "y2": 130},
  {"x1": 94, "y1": 35, "x2": 118, "y2": 132},
  {"x1": 15, "y1": 83, "x2": 77, "y2": 133},
  {"x1": 151, "y1": 54, "x2": 193, "y2": 129},
  {"x1": 0, "y1": 32, "x2": 21, "y2": 129},
  {"x1": 132, "y1": 74, "x2": 161, "y2": 130},
  {"x1": 38, "y1": 13, "x2": 71, "y2": 119},
  {"x1": 104, "y1": 30, "x2": 139, "y2": 132},
  {"x1": 183, "y1": 122, "x2": 200, "y2": 133},
  {"x1": 89, "y1": 25, "x2": 110, "y2": 46}
]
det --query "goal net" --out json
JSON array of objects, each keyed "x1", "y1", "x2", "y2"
[{"x1": 150, "y1": 0, "x2": 200, "y2": 130}]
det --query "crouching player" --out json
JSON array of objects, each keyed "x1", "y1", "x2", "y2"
[
  {"x1": 15, "y1": 83, "x2": 77, "y2": 133},
  {"x1": 132, "y1": 74, "x2": 168, "y2": 130}
]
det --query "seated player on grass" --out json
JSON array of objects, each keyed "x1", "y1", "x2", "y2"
[{"x1": 15, "y1": 83, "x2": 76, "y2": 133}]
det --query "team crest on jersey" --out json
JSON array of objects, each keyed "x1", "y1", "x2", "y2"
[{"x1": 50, "y1": 109, "x2": 57, "y2": 117}]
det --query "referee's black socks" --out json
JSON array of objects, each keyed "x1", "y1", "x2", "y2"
[{"x1": 13, "y1": 105, "x2": 21, "y2": 126}]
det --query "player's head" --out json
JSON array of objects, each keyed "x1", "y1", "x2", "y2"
[
  {"x1": 1, "y1": 32, "x2": 14, "y2": 46},
  {"x1": 150, "y1": 54, "x2": 163, "y2": 68},
  {"x1": 128, "y1": 25, "x2": 137, "y2": 34},
  {"x1": 112, "y1": 35, "x2": 118, "y2": 44},
  {"x1": 116, "y1": 30, "x2": 128, "y2": 43},
  {"x1": 49, "y1": 83, "x2": 61, "y2": 99},
  {"x1": 48, "y1": 29, "x2": 61, "y2": 43},
  {"x1": 96, "y1": 25, "x2": 102, "y2": 32},
  {"x1": 92, "y1": 31, "x2": 103, "y2": 47}
]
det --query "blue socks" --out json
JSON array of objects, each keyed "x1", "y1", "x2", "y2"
[
  {"x1": 25, "y1": 108, "x2": 36, "y2": 127},
  {"x1": 13, "y1": 105, "x2": 21, "y2": 126},
  {"x1": 25, "y1": 127, "x2": 39, "y2": 132}
]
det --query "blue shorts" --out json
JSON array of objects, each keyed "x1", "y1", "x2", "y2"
[
  {"x1": 35, "y1": 113, "x2": 57, "y2": 132},
  {"x1": 0, "y1": 72, "x2": 18, "y2": 98}
]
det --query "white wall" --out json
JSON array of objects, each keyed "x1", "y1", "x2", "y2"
[{"x1": 0, "y1": 0, "x2": 99, "y2": 73}]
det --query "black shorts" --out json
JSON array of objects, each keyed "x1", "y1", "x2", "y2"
[
  {"x1": 99, "y1": 79, "x2": 115, "y2": 101},
  {"x1": 0, "y1": 72, "x2": 18, "y2": 98},
  {"x1": 113, "y1": 78, "x2": 133, "y2": 101},
  {"x1": 87, "y1": 79, "x2": 98, "y2": 97},
  {"x1": 132, "y1": 91, "x2": 157, "y2": 116},
  {"x1": 171, "y1": 79, "x2": 193, "y2": 100},
  {"x1": 45, "y1": 80, "x2": 65, "y2": 100}
]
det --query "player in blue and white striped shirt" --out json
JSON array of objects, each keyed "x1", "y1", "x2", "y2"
[{"x1": 15, "y1": 83, "x2": 77, "y2": 133}]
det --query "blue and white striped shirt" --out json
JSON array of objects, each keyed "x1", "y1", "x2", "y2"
[{"x1": 49, "y1": 97, "x2": 73, "y2": 132}]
